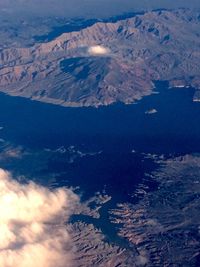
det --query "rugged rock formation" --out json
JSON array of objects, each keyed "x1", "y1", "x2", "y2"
[
  {"x1": 0, "y1": 9, "x2": 200, "y2": 107},
  {"x1": 110, "y1": 155, "x2": 200, "y2": 267}
]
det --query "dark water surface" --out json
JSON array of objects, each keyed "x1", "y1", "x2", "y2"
[
  {"x1": 0, "y1": 82, "x2": 199, "y2": 154},
  {"x1": 0, "y1": 81, "x2": 200, "y2": 246},
  {"x1": 1, "y1": 81, "x2": 200, "y2": 200}
]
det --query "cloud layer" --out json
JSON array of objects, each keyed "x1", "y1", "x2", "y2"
[
  {"x1": 88, "y1": 45, "x2": 110, "y2": 56},
  {"x1": 0, "y1": 169, "x2": 79, "y2": 267}
]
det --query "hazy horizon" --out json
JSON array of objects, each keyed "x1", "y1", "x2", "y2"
[{"x1": 1, "y1": 0, "x2": 200, "y2": 19}]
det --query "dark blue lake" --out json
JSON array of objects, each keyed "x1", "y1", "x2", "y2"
[
  {"x1": 1, "y1": 81, "x2": 200, "y2": 196},
  {"x1": 0, "y1": 81, "x2": 199, "y2": 154},
  {"x1": 0, "y1": 81, "x2": 200, "y2": 247}
]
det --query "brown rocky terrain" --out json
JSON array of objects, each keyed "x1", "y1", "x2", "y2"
[
  {"x1": 0, "y1": 9, "x2": 200, "y2": 107},
  {"x1": 110, "y1": 154, "x2": 200, "y2": 267}
]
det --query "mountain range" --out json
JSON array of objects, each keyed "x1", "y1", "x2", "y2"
[{"x1": 0, "y1": 9, "x2": 199, "y2": 107}]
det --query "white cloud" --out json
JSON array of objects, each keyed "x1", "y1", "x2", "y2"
[
  {"x1": 0, "y1": 169, "x2": 79, "y2": 267},
  {"x1": 88, "y1": 45, "x2": 110, "y2": 56}
]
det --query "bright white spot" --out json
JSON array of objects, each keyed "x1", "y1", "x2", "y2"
[
  {"x1": 0, "y1": 169, "x2": 79, "y2": 267},
  {"x1": 88, "y1": 45, "x2": 110, "y2": 56}
]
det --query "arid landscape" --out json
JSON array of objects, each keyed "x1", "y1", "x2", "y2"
[
  {"x1": 0, "y1": 9, "x2": 200, "y2": 106},
  {"x1": 0, "y1": 2, "x2": 200, "y2": 267}
]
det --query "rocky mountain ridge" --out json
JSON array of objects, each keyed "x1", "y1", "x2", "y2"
[{"x1": 0, "y1": 9, "x2": 200, "y2": 107}]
